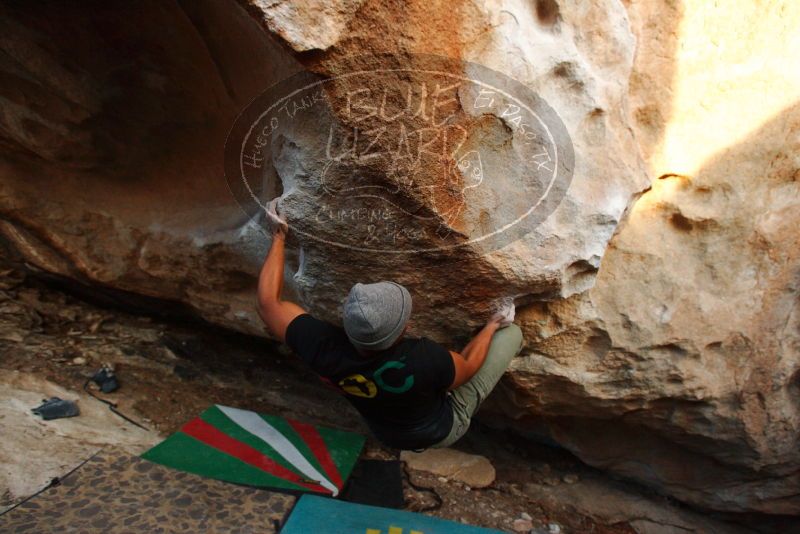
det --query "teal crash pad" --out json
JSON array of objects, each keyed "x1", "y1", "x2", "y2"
[{"x1": 281, "y1": 494, "x2": 503, "y2": 534}]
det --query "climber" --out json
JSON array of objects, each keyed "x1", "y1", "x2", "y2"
[{"x1": 256, "y1": 199, "x2": 523, "y2": 450}]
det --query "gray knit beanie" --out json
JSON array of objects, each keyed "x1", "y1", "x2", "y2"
[{"x1": 343, "y1": 281, "x2": 412, "y2": 351}]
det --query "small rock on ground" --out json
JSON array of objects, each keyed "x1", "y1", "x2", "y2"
[
  {"x1": 513, "y1": 518, "x2": 533, "y2": 532},
  {"x1": 401, "y1": 448, "x2": 495, "y2": 488}
]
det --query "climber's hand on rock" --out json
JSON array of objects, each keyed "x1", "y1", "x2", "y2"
[
  {"x1": 266, "y1": 198, "x2": 288, "y2": 237},
  {"x1": 488, "y1": 301, "x2": 515, "y2": 329}
]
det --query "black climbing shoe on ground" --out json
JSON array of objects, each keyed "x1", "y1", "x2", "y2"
[{"x1": 32, "y1": 397, "x2": 80, "y2": 420}]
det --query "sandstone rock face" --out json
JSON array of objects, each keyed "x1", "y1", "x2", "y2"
[
  {"x1": 505, "y1": 112, "x2": 800, "y2": 513},
  {"x1": 225, "y1": 0, "x2": 646, "y2": 344},
  {"x1": 497, "y1": 0, "x2": 800, "y2": 515},
  {"x1": 0, "y1": 0, "x2": 647, "y2": 338},
  {"x1": 0, "y1": 0, "x2": 302, "y2": 335},
  {"x1": 0, "y1": 0, "x2": 798, "y2": 515}
]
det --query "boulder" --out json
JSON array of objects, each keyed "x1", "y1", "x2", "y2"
[
  {"x1": 494, "y1": 0, "x2": 800, "y2": 515},
  {"x1": 503, "y1": 112, "x2": 800, "y2": 512},
  {"x1": 0, "y1": 0, "x2": 646, "y2": 339},
  {"x1": 0, "y1": 0, "x2": 798, "y2": 515}
]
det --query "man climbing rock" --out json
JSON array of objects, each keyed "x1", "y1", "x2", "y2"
[{"x1": 256, "y1": 200, "x2": 523, "y2": 450}]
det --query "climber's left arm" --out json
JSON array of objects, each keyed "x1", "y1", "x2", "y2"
[{"x1": 256, "y1": 227, "x2": 306, "y2": 343}]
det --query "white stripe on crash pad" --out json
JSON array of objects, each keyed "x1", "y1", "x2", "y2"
[{"x1": 217, "y1": 405, "x2": 338, "y2": 496}]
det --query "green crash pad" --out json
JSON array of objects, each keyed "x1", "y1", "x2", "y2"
[
  {"x1": 281, "y1": 494, "x2": 504, "y2": 534},
  {"x1": 141, "y1": 405, "x2": 364, "y2": 496}
]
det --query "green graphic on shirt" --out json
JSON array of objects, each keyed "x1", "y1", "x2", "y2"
[{"x1": 373, "y1": 361, "x2": 414, "y2": 393}]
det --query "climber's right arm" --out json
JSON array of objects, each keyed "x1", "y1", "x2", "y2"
[{"x1": 256, "y1": 228, "x2": 306, "y2": 343}]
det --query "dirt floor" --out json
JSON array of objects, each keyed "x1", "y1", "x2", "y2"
[{"x1": 0, "y1": 259, "x2": 776, "y2": 533}]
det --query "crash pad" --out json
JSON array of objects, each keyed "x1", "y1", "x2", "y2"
[
  {"x1": 281, "y1": 494, "x2": 503, "y2": 534},
  {"x1": 0, "y1": 448, "x2": 294, "y2": 533},
  {"x1": 141, "y1": 405, "x2": 364, "y2": 496}
]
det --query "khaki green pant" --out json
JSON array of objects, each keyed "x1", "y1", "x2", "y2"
[{"x1": 432, "y1": 323, "x2": 523, "y2": 448}]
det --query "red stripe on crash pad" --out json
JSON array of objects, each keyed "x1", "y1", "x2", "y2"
[
  {"x1": 181, "y1": 418, "x2": 331, "y2": 494},
  {"x1": 288, "y1": 419, "x2": 343, "y2": 489}
]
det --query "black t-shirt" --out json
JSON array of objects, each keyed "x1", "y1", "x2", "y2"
[{"x1": 285, "y1": 314, "x2": 455, "y2": 450}]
